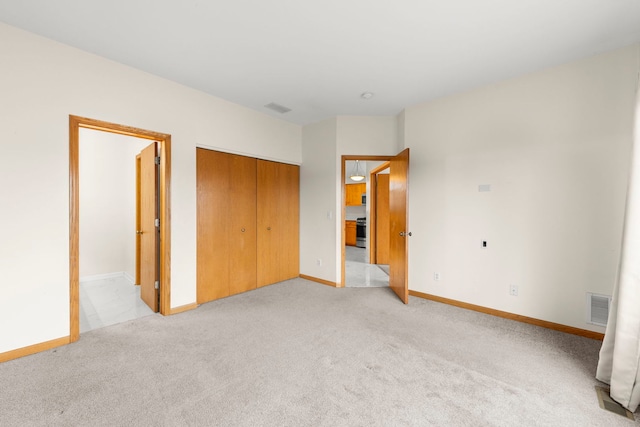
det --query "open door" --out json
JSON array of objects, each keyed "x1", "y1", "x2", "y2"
[
  {"x1": 389, "y1": 148, "x2": 410, "y2": 304},
  {"x1": 138, "y1": 142, "x2": 159, "y2": 312}
]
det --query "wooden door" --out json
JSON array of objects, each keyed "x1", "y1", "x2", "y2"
[
  {"x1": 196, "y1": 149, "x2": 257, "y2": 303},
  {"x1": 197, "y1": 149, "x2": 230, "y2": 303},
  {"x1": 139, "y1": 142, "x2": 158, "y2": 312},
  {"x1": 228, "y1": 154, "x2": 257, "y2": 295},
  {"x1": 389, "y1": 148, "x2": 410, "y2": 304},
  {"x1": 257, "y1": 160, "x2": 300, "y2": 287},
  {"x1": 376, "y1": 173, "x2": 390, "y2": 264}
]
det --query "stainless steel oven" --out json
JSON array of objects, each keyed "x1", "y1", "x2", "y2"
[{"x1": 356, "y1": 217, "x2": 366, "y2": 248}]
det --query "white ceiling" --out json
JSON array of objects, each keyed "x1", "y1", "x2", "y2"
[{"x1": 1, "y1": 0, "x2": 639, "y2": 125}]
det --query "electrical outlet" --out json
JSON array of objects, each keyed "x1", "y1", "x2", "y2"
[
  {"x1": 433, "y1": 272, "x2": 440, "y2": 281},
  {"x1": 316, "y1": 258, "x2": 322, "y2": 266},
  {"x1": 509, "y1": 284, "x2": 518, "y2": 296}
]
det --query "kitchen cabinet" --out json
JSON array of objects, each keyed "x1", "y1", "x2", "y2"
[
  {"x1": 345, "y1": 220, "x2": 357, "y2": 246},
  {"x1": 196, "y1": 149, "x2": 299, "y2": 303},
  {"x1": 346, "y1": 183, "x2": 366, "y2": 206}
]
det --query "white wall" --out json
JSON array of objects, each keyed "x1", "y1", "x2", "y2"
[
  {"x1": 0, "y1": 23, "x2": 301, "y2": 354},
  {"x1": 300, "y1": 119, "x2": 338, "y2": 282},
  {"x1": 336, "y1": 116, "x2": 398, "y2": 156},
  {"x1": 402, "y1": 44, "x2": 640, "y2": 332},
  {"x1": 79, "y1": 129, "x2": 149, "y2": 279},
  {"x1": 335, "y1": 117, "x2": 398, "y2": 281},
  {"x1": 299, "y1": 116, "x2": 397, "y2": 284}
]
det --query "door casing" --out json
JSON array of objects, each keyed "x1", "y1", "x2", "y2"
[{"x1": 69, "y1": 115, "x2": 171, "y2": 342}]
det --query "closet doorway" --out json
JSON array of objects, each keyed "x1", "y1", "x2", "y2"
[{"x1": 69, "y1": 116, "x2": 171, "y2": 342}]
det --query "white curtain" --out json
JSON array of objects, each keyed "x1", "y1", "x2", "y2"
[{"x1": 596, "y1": 71, "x2": 640, "y2": 412}]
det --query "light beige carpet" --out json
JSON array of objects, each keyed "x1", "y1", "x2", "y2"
[{"x1": 1, "y1": 278, "x2": 638, "y2": 426}]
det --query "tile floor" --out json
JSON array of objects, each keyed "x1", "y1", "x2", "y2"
[
  {"x1": 345, "y1": 246, "x2": 389, "y2": 287},
  {"x1": 80, "y1": 275, "x2": 155, "y2": 333}
]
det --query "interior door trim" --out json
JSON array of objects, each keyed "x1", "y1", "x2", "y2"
[{"x1": 69, "y1": 115, "x2": 172, "y2": 342}]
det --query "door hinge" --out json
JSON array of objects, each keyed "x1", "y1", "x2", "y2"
[
  {"x1": 155, "y1": 218, "x2": 160, "y2": 227},
  {"x1": 154, "y1": 156, "x2": 161, "y2": 165},
  {"x1": 154, "y1": 281, "x2": 159, "y2": 290}
]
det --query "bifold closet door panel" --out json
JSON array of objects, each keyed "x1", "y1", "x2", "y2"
[
  {"x1": 257, "y1": 160, "x2": 300, "y2": 287},
  {"x1": 196, "y1": 148, "x2": 230, "y2": 303},
  {"x1": 228, "y1": 154, "x2": 257, "y2": 295}
]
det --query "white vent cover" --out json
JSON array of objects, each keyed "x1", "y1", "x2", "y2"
[
  {"x1": 264, "y1": 102, "x2": 292, "y2": 114},
  {"x1": 586, "y1": 293, "x2": 611, "y2": 327}
]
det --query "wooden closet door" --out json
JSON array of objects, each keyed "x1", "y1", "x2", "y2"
[
  {"x1": 197, "y1": 149, "x2": 258, "y2": 303},
  {"x1": 228, "y1": 154, "x2": 257, "y2": 295},
  {"x1": 257, "y1": 160, "x2": 300, "y2": 287},
  {"x1": 197, "y1": 148, "x2": 230, "y2": 303}
]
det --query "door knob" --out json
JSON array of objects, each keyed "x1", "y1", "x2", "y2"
[
  {"x1": 267, "y1": 227, "x2": 271, "y2": 231},
  {"x1": 136, "y1": 230, "x2": 143, "y2": 235},
  {"x1": 241, "y1": 228, "x2": 246, "y2": 232}
]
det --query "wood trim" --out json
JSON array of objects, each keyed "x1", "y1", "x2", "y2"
[
  {"x1": 69, "y1": 115, "x2": 172, "y2": 345},
  {"x1": 369, "y1": 171, "x2": 378, "y2": 264},
  {"x1": 343, "y1": 155, "x2": 391, "y2": 161},
  {"x1": 369, "y1": 161, "x2": 390, "y2": 175},
  {"x1": 409, "y1": 290, "x2": 605, "y2": 341},
  {"x1": 169, "y1": 302, "x2": 198, "y2": 315},
  {"x1": 72, "y1": 116, "x2": 168, "y2": 141},
  {"x1": 159, "y1": 136, "x2": 171, "y2": 315},
  {"x1": 69, "y1": 117, "x2": 80, "y2": 342},
  {"x1": 135, "y1": 154, "x2": 141, "y2": 286},
  {"x1": 0, "y1": 336, "x2": 70, "y2": 363},
  {"x1": 368, "y1": 159, "x2": 390, "y2": 263},
  {"x1": 300, "y1": 274, "x2": 337, "y2": 287},
  {"x1": 340, "y1": 158, "x2": 346, "y2": 288},
  {"x1": 371, "y1": 178, "x2": 377, "y2": 264},
  {"x1": 368, "y1": 160, "x2": 390, "y2": 264}
]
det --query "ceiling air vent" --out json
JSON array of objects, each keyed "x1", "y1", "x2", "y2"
[
  {"x1": 586, "y1": 292, "x2": 611, "y2": 327},
  {"x1": 264, "y1": 102, "x2": 292, "y2": 114}
]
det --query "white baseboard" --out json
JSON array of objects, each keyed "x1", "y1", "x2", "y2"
[
  {"x1": 80, "y1": 271, "x2": 134, "y2": 284},
  {"x1": 123, "y1": 271, "x2": 135, "y2": 285}
]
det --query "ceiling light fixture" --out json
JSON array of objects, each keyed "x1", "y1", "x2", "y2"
[
  {"x1": 350, "y1": 160, "x2": 365, "y2": 182},
  {"x1": 360, "y1": 92, "x2": 374, "y2": 100}
]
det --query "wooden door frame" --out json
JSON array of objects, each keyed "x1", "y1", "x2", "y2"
[
  {"x1": 368, "y1": 161, "x2": 390, "y2": 264},
  {"x1": 135, "y1": 154, "x2": 142, "y2": 286},
  {"x1": 340, "y1": 155, "x2": 391, "y2": 287},
  {"x1": 69, "y1": 115, "x2": 171, "y2": 342}
]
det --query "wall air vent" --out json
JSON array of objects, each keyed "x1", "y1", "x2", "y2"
[
  {"x1": 264, "y1": 102, "x2": 292, "y2": 114},
  {"x1": 586, "y1": 292, "x2": 611, "y2": 327}
]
